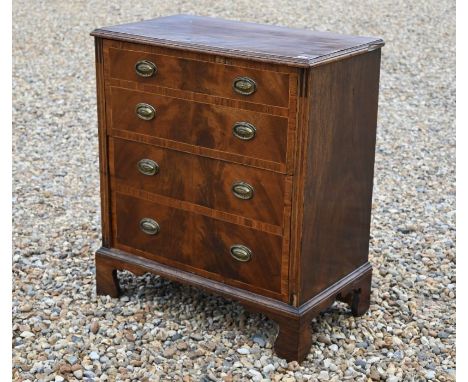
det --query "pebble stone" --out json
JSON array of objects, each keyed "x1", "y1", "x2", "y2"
[
  {"x1": 12, "y1": 0, "x2": 455, "y2": 381},
  {"x1": 90, "y1": 321, "x2": 99, "y2": 334},
  {"x1": 237, "y1": 347, "x2": 250, "y2": 355},
  {"x1": 248, "y1": 369, "x2": 262, "y2": 380},
  {"x1": 426, "y1": 370, "x2": 436, "y2": 379},
  {"x1": 89, "y1": 351, "x2": 100, "y2": 360},
  {"x1": 263, "y1": 364, "x2": 276, "y2": 374},
  {"x1": 73, "y1": 370, "x2": 83, "y2": 379},
  {"x1": 66, "y1": 355, "x2": 78, "y2": 366},
  {"x1": 252, "y1": 334, "x2": 266, "y2": 347}
]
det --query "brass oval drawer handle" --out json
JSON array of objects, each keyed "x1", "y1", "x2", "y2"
[
  {"x1": 135, "y1": 103, "x2": 156, "y2": 121},
  {"x1": 137, "y1": 159, "x2": 159, "y2": 176},
  {"x1": 232, "y1": 122, "x2": 256, "y2": 141},
  {"x1": 232, "y1": 181, "x2": 254, "y2": 200},
  {"x1": 230, "y1": 244, "x2": 252, "y2": 262},
  {"x1": 135, "y1": 60, "x2": 157, "y2": 78},
  {"x1": 232, "y1": 76, "x2": 257, "y2": 96},
  {"x1": 139, "y1": 218, "x2": 160, "y2": 235}
]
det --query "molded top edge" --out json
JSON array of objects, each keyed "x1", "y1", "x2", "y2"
[{"x1": 91, "y1": 14, "x2": 384, "y2": 67}]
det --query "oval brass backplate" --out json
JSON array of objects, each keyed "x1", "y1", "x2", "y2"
[
  {"x1": 135, "y1": 60, "x2": 157, "y2": 78},
  {"x1": 139, "y1": 218, "x2": 160, "y2": 235},
  {"x1": 232, "y1": 76, "x2": 257, "y2": 96},
  {"x1": 135, "y1": 103, "x2": 156, "y2": 121},
  {"x1": 232, "y1": 122, "x2": 256, "y2": 141},
  {"x1": 230, "y1": 244, "x2": 252, "y2": 262},
  {"x1": 137, "y1": 159, "x2": 159, "y2": 176},
  {"x1": 232, "y1": 181, "x2": 254, "y2": 200}
]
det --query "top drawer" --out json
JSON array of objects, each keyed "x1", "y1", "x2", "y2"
[{"x1": 105, "y1": 44, "x2": 290, "y2": 108}]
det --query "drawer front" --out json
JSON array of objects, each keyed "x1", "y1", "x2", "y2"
[
  {"x1": 114, "y1": 193, "x2": 283, "y2": 294},
  {"x1": 107, "y1": 87, "x2": 288, "y2": 165},
  {"x1": 107, "y1": 46, "x2": 290, "y2": 108},
  {"x1": 110, "y1": 138, "x2": 285, "y2": 226}
]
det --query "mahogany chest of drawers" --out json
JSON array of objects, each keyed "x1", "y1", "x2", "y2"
[{"x1": 91, "y1": 15, "x2": 384, "y2": 362}]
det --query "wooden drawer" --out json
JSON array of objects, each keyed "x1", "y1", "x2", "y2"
[
  {"x1": 106, "y1": 44, "x2": 290, "y2": 108},
  {"x1": 110, "y1": 137, "x2": 286, "y2": 226},
  {"x1": 107, "y1": 86, "x2": 288, "y2": 165},
  {"x1": 113, "y1": 193, "x2": 284, "y2": 294}
]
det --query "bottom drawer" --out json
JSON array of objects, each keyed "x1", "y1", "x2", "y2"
[{"x1": 113, "y1": 193, "x2": 284, "y2": 295}]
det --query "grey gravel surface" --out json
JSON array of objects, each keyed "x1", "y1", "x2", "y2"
[{"x1": 12, "y1": 1, "x2": 455, "y2": 381}]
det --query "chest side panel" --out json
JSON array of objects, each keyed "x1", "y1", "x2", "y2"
[{"x1": 297, "y1": 49, "x2": 382, "y2": 304}]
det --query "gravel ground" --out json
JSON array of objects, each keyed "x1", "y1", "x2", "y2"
[{"x1": 12, "y1": 1, "x2": 455, "y2": 381}]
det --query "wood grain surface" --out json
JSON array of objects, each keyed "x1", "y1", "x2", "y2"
[
  {"x1": 105, "y1": 42, "x2": 290, "y2": 107},
  {"x1": 113, "y1": 193, "x2": 285, "y2": 295},
  {"x1": 110, "y1": 137, "x2": 287, "y2": 226},
  {"x1": 297, "y1": 49, "x2": 381, "y2": 303},
  {"x1": 106, "y1": 86, "x2": 289, "y2": 165},
  {"x1": 91, "y1": 14, "x2": 384, "y2": 67},
  {"x1": 94, "y1": 38, "x2": 113, "y2": 247}
]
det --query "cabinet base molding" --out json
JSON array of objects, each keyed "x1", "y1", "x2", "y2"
[{"x1": 95, "y1": 247, "x2": 372, "y2": 362}]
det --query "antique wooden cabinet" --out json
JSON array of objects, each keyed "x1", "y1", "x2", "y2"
[{"x1": 91, "y1": 15, "x2": 384, "y2": 362}]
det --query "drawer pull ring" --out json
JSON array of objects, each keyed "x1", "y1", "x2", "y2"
[
  {"x1": 139, "y1": 218, "x2": 160, "y2": 235},
  {"x1": 137, "y1": 159, "x2": 159, "y2": 176},
  {"x1": 230, "y1": 244, "x2": 252, "y2": 262},
  {"x1": 232, "y1": 76, "x2": 257, "y2": 96},
  {"x1": 232, "y1": 181, "x2": 254, "y2": 200},
  {"x1": 135, "y1": 103, "x2": 156, "y2": 121},
  {"x1": 135, "y1": 60, "x2": 157, "y2": 77},
  {"x1": 233, "y1": 122, "x2": 256, "y2": 141}
]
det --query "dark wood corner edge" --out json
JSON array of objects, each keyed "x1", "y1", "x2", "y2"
[
  {"x1": 308, "y1": 41, "x2": 384, "y2": 69},
  {"x1": 297, "y1": 262, "x2": 372, "y2": 317}
]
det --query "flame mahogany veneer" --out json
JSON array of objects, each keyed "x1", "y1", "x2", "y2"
[{"x1": 91, "y1": 14, "x2": 384, "y2": 361}]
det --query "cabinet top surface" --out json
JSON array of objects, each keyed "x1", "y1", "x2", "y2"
[{"x1": 91, "y1": 14, "x2": 384, "y2": 67}]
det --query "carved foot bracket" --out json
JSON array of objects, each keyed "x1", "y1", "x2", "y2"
[
  {"x1": 95, "y1": 251, "x2": 121, "y2": 298},
  {"x1": 337, "y1": 268, "x2": 372, "y2": 316},
  {"x1": 272, "y1": 314, "x2": 312, "y2": 362}
]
